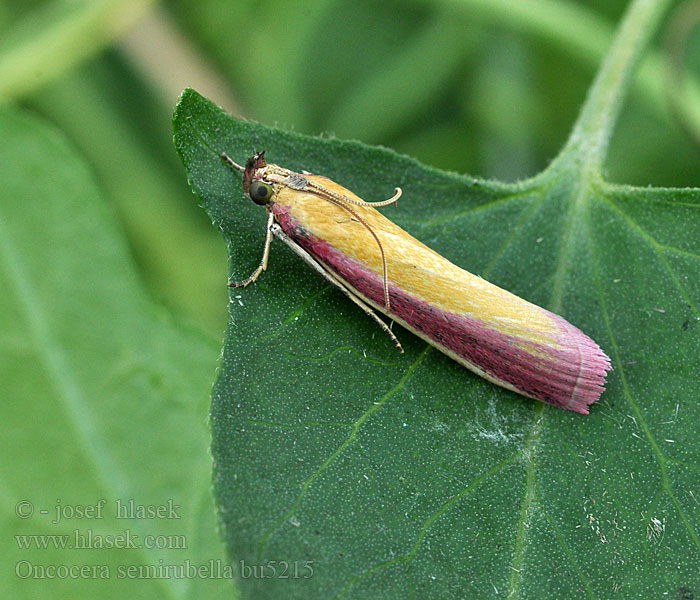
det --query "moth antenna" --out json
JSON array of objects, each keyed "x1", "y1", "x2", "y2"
[
  {"x1": 319, "y1": 196, "x2": 391, "y2": 312},
  {"x1": 306, "y1": 179, "x2": 401, "y2": 208},
  {"x1": 369, "y1": 187, "x2": 402, "y2": 207}
]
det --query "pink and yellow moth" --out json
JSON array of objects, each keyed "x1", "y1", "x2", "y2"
[{"x1": 222, "y1": 151, "x2": 611, "y2": 414}]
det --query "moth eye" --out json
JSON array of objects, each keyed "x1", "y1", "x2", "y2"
[{"x1": 249, "y1": 180, "x2": 273, "y2": 205}]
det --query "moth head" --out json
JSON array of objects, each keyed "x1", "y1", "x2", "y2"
[
  {"x1": 221, "y1": 150, "x2": 282, "y2": 206},
  {"x1": 242, "y1": 151, "x2": 275, "y2": 205}
]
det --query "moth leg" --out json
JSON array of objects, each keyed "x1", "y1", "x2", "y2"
[
  {"x1": 270, "y1": 224, "x2": 404, "y2": 353},
  {"x1": 220, "y1": 152, "x2": 245, "y2": 173},
  {"x1": 228, "y1": 211, "x2": 275, "y2": 287},
  {"x1": 331, "y1": 278, "x2": 404, "y2": 354}
]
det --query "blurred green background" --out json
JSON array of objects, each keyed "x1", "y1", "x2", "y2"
[
  {"x1": 3, "y1": 1, "x2": 700, "y2": 597},
  {"x1": 2, "y1": 0, "x2": 699, "y2": 339}
]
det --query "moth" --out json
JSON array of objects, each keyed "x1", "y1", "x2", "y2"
[{"x1": 222, "y1": 151, "x2": 611, "y2": 414}]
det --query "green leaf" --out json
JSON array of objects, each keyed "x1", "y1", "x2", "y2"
[
  {"x1": 0, "y1": 106, "x2": 230, "y2": 598},
  {"x1": 0, "y1": 0, "x2": 156, "y2": 99},
  {"x1": 174, "y1": 0, "x2": 699, "y2": 596},
  {"x1": 27, "y1": 55, "x2": 229, "y2": 336}
]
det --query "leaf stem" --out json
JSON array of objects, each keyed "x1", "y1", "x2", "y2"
[{"x1": 558, "y1": 0, "x2": 673, "y2": 175}]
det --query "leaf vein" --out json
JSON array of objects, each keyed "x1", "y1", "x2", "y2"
[
  {"x1": 541, "y1": 506, "x2": 595, "y2": 599},
  {"x1": 255, "y1": 345, "x2": 431, "y2": 559},
  {"x1": 333, "y1": 453, "x2": 520, "y2": 599},
  {"x1": 586, "y1": 197, "x2": 700, "y2": 559}
]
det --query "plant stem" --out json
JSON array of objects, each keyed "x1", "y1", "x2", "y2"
[
  {"x1": 560, "y1": 0, "x2": 673, "y2": 174},
  {"x1": 429, "y1": 0, "x2": 696, "y2": 154}
]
